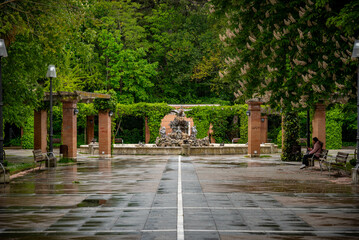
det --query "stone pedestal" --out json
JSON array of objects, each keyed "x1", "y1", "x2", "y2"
[
  {"x1": 34, "y1": 110, "x2": 47, "y2": 152},
  {"x1": 181, "y1": 144, "x2": 191, "y2": 156},
  {"x1": 62, "y1": 100, "x2": 78, "y2": 159},
  {"x1": 247, "y1": 101, "x2": 262, "y2": 157},
  {"x1": 99, "y1": 111, "x2": 111, "y2": 158},
  {"x1": 352, "y1": 168, "x2": 359, "y2": 184},
  {"x1": 312, "y1": 103, "x2": 326, "y2": 149},
  {"x1": 0, "y1": 168, "x2": 10, "y2": 183},
  {"x1": 45, "y1": 156, "x2": 57, "y2": 168}
]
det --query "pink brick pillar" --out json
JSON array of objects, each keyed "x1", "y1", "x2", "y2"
[
  {"x1": 260, "y1": 115, "x2": 268, "y2": 144},
  {"x1": 86, "y1": 116, "x2": 95, "y2": 144},
  {"x1": 247, "y1": 101, "x2": 262, "y2": 157},
  {"x1": 312, "y1": 103, "x2": 326, "y2": 149},
  {"x1": 99, "y1": 111, "x2": 111, "y2": 158},
  {"x1": 34, "y1": 110, "x2": 47, "y2": 152},
  {"x1": 208, "y1": 123, "x2": 215, "y2": 143},
  {"x1": 145, "y1": 117, "x2": 150, "y2": 144},
  {"x1": 62, "y1": 100, "x2": 78, "y2": 159}
]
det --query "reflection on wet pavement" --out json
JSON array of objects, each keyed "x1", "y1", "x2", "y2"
[{"x1": 0, "y1": 154, "x2": 358, "y2": 239}]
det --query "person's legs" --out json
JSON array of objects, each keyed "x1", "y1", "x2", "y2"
[{"x1": 301, "y1": 154, "x2": 313, "y2": 168}]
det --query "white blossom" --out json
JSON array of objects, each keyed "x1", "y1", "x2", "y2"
[{"x1": 249, "y1": 35, "x2": 257, "y2": 43}]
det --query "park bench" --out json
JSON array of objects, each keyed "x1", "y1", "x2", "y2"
[
  {"x1": 115, "y1": 138, "x2": 123, "y2": 144},
  {"x1": 309, "y1": 149, "x2": 328, "y2": 167},
  {"x1": 32, "y1": 150, "x2": 56, "y2": 169},
  {"x1": 320, "y1": 151, "x2": 349, "y2": 173},
  {"x1": 232, "y1": 138, "x2": 240, "y2": 143}
]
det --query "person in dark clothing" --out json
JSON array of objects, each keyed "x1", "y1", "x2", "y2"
[{"x1": 300, "y1": 137, "x2": 323, "y2": 169}]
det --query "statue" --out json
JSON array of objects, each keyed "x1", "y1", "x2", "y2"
[
  {"x1": 160, "y1": 127, "x2": 166, "y2": 138},
  {"x1": 190, "y1": 125, "x2": 197, "y2": 139}
]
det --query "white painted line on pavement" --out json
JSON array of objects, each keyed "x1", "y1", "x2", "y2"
[{"x1": 177, "y1": 155, "x2": 184, "y2": 240}]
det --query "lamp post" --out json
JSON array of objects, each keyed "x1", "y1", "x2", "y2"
[
  {"x1": 352, "y1": 40, "x2": 359, "y2": 169},
  {"x1": 46, "y1": 65, "x2": 56, "y2": 154},
  {"x1": 0, "y1": 39, "x2": 8, "y2": 164}
]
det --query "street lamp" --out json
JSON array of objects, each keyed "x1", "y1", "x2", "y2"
[
  {"x1": 46, "y1": 65, "x2": 56, "y2": 154},
  {"x1": 0, "y1": 39, "x2": 8, "y2": 164},
  {"x1": 352, "y1": 40, "x2": 359, "y2": 169}
]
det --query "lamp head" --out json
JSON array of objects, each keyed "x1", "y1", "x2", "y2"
[
  {"x1": 352, "y1": 40, "x2": 359, "y2": 58},
  {"x1": 46, "y1": 65, "x2": 57, "y2": 78},
  {"x1": 0, "y1": 39, "x2": 8, "y2": 57}
]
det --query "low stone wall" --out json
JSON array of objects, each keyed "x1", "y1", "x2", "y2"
[{"x1": 79, "y1": 143, "x2": 278, "y2": 155}]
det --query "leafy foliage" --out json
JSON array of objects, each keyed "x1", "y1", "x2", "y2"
[
  {"x1": 21, "y1": 116, "x2": 34, "y2": 149},
  {"x1": 115, "y1": 103, "x2": 173, "y2": 143},
  {"x1": 211, "y1": 0, "x2": 358, "y2": 111},
  {"x1": 326, "y1": 107, "x2": 344, "y2": 149},
  {"x1": 281, "y1": 112, "x2": 301, "y2": 161},
  {"x1": 186, "y1": 105, "x2": 248, "y2": 143}
]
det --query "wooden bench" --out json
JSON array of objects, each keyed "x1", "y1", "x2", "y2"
[
  {"x1": 309, "y1": 149, "x2": 328, "y2": 167},
  {"x1": 33, "y1": 150, "x2": 49, "y2": 169},
  {"x1": 115, "y1": 138, "x2": 123, "y2": 144},
  {"x1": 320, "y1": 151, "x2": 349, "y2": 173},
  {"x1": 33, "y1": 150, "x2": 57, "y2": 169},
  {"x1": 232, "y1": 138, "x2": 240, "y2": 143}
]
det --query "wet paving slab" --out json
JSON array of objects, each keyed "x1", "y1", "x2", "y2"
[{"x1": 0, "y1": 153, "x2": 358, "y2": 239}]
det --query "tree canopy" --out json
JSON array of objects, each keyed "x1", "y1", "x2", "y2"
[{"x1": 211, "y1": 0, "x2": 358, "y2": 112}]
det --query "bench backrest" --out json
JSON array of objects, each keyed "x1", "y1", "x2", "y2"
[
  {"x1": 320, "y1": 149, "x2": 328, "y2": 159},
  {"x1": 335, "y1": 152, "x2": 349, "y2": 164},
  {"x1": 33, "y1": 149, "x2": 45, "y2": 162}
]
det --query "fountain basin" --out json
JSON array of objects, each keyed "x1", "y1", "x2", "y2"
[{"x1": 79, "y1": 143, "x2": 278, "y2": 155}]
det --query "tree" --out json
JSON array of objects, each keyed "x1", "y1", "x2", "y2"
[
  {"x1": 98, "y1": 29, "x2": 157, "y2": 103},
  {"x1": 210, "y1": 0, "x2": 358, "y2": 160},
  {"x1": 211, "y1": 0, "x2": 358, "y2": 111}
]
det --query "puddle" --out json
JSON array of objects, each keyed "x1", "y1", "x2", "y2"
[{"x1": 77, "y1": 199, "x2": 107, "y2": 207}]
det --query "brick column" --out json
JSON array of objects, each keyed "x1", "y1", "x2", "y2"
[
  {"x1": 260, "y1": 115, "x2": 268, "y2": 144},
  {"x1": 34, "y1": 110, "x2": 47, "y2": 152},
  {"x1": 145, "y1": 117, "x2": 150, "y2": 144},
  {"x1": 247, "y1": 101, "x2": 262, "y2": 157},
  {"x1": 312, "y1": 103, "x2": 326, "y2": 149},
  {"x1": 99, "y1": 111, "x2": 111, "y2": 158},
  {"x1": 62, "y1": 100, "x2": 78, "y2": 159},
  {"x1": 86, "y1": 116, "x2": 95, "y2": 144},
  {"x1": 208, "y1": 123, "x2": 215, "y2": 143}
]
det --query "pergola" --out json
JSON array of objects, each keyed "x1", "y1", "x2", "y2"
[{"x1": 35, "y1": 91, "x2": 112, "y2": 159}]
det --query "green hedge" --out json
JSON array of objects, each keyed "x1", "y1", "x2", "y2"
[
  {"x1": 115, "y1": 103, "x2": 173, "y2": 143},
  {"x1": 186, "y1": 105, "x2": 248, "y2": 143},
  {"x1": 325, "y1": 107, "x2": 344, "y2": 149},
  {"x1": 281, "y1": 111, "x2": 301, "y2": 162},
  {"x1": 21, "y1": 115, "x2": 34, "y2": 149}
]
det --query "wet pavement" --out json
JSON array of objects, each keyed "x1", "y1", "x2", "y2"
[{"x1": 0, "y1": 149, "x2": 359, "y2": 239}]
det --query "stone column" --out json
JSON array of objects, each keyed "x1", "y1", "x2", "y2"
[
  {"x1": 99, "y1": 110, "x2": 111, "y2": 158},
  {"x1": 312, "y1": 103, "x2": 326, "y2": 149},
  {"x1": 145, "y1": 116, "x2": 150, "y2": 144},
  {"x1": 34, "y1": 110, "x2": 47, "y2": 152},
  {"x1": 86, "y1": 116, "x2": 95, "y2": 144},
  {"x1": 247, "y1": 101, "x2": 262, "y2": 157},
  {"x1": 62, "y1": 100, "x2": 78, "y2": 159},
  {"x1": 260, "y1": 115, "x2": 268, "y2": 144}
]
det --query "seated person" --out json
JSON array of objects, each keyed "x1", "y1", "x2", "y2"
[{"x1": 300, "y1": 137, "x2": 322, "y2": 169}]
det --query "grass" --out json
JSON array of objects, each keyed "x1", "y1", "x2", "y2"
[
  {"x1": 6, "y1": 162, "x2": 37, "y2": 174},
  {"x1": 58, "y1": 158, "x2": 76, "y2": 164}
]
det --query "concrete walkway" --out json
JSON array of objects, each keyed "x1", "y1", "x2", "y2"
[{"x1": 0, "y1": 149, "x2": 358, "y2": 239}]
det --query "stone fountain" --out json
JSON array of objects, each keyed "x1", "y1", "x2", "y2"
[{"x1": 155, "y1": 108, "x2": 210, "y2": 147}]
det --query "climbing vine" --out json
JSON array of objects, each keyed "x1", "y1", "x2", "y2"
[
  {"x1": 325, "y1": 107, "x2": 344, "y2": 149},
  {"x1": 282, "y1": 111, "x2": 301, "y2": 162}
]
